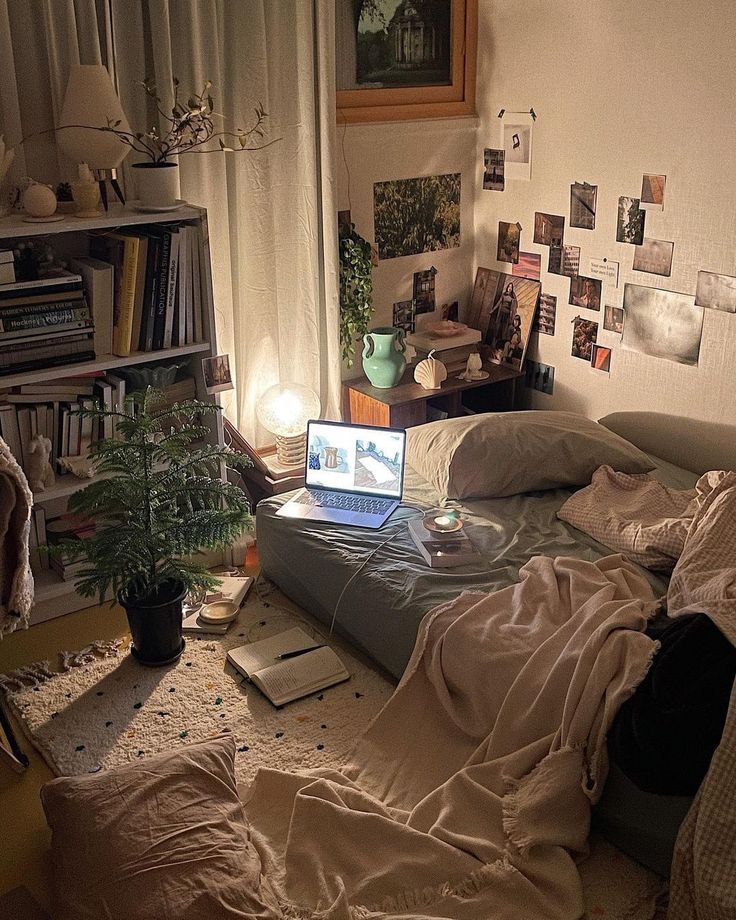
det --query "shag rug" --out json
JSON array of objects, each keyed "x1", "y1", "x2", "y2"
[{"x1": 0, "y1": 580, "x2": 664, "y2": 919}]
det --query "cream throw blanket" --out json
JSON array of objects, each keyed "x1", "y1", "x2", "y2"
[
  {"x1": 0, "y1": 437, "x2": 34, "y2": 637},
  {"x1": 244, "y1": 554, "x2": 659, "y2": 919}
]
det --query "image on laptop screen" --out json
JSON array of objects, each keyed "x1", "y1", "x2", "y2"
[{"x1": 305, "y1": 422, "x2": 405, "y2": 498}]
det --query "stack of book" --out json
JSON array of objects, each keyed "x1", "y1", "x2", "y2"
[
  {"x1": 89, "y1": 222, "x2": 204, "y2": 358},
  {"x1": 406, "y1": 328, "x2": 482, "y2": 375},
  {"x1": 44, "y1": 513, "x2": 96, "y2": 581},
  {"x1": 0, "y1": 272, "x2": 95, "y2": 377}
]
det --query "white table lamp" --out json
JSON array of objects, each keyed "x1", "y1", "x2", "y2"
[
  {"x1": 256, "y1": 383, "x2": 321, "y2": 466},
  {"x1": 57, "y1": 65, "x2": 131, "y2": 208}
]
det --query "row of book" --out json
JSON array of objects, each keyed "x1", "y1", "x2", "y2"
[
  {"x1": 0, "y1": 373, "x2": 197, "y2": 485},
  {"x1": 0, "y1": 221, "x2": 205, "y2": 378},
  {"x1": 29, "y1": 508, "x2": 96, "y2": 580}
]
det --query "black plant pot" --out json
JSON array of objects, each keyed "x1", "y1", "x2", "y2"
[{"x1": 120, "y1": 580, "x2": 186, "y2": 667}]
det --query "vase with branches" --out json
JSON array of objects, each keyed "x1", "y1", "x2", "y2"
[{"x1": 61, "y1": 388, "x2": 252, "y2": 665}]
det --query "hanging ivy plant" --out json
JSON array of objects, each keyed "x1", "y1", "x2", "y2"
[{"x1": 339, "y1": 222, "x2": 374, "y2": 366}]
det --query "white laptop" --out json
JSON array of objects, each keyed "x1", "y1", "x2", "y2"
[{"x1": 276, "y1": 420, "x2": 406, "y2": 529}]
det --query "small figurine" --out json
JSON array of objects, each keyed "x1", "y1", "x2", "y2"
[{"x1": 26, "y1": 434, "x2": 55, "y2": 492}]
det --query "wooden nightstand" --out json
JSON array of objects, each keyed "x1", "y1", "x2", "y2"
[{"x1": 343, "y1": 363, "x2": 522, "y2": 428}]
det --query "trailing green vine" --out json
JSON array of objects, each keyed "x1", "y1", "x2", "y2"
[{"x1": 339, "y1": 222, "x2": 374, "y2": 366}]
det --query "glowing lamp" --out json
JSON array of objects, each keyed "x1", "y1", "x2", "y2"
[{"x1": 256, "y1": 383, "x2": 321, "y2": 466}]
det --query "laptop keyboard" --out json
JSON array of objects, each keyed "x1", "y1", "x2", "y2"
[{"x1": 295, "y1": 490, "x2": 394, "y2": 515}]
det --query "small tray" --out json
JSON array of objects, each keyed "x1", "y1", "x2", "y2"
[{"x1": 198, "y1": 600, "x2": 240, "y2": 624}]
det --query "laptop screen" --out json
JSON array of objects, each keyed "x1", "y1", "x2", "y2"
[{"x1": 305, "y1": 421, "x2": 406, "y2": 499}]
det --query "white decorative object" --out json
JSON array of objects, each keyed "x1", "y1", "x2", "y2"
[
  {"x1": 57, "y1": 455, "x2": 98, "y2": 479},
  {"x1": 413, "y1": 349, "x2": 447, "y2": 390},
  {"x1": 26, "y1": 435, "x2": 55, "y2": 492},
  {"x1": 458, "y1": 352, "x2": 489, "y2": 382},
  {"x1": 22, "y1": 181, "x2": 57, "y2": 218},
  {"x1": 132, "y1": 162, "x2": 181, "y2": 210},
  {"x1": 72, "y1": 162, "x2": 101, "y2": 218}
]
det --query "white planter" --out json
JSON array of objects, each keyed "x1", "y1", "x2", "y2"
[{"x1": 132, "y1": 162, "x2": 180, "y2": 209}]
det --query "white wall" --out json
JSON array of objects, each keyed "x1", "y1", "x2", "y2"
[
  {"x1": 337, "y1": 116, "x2": 477, "y2": 378},
  {"x1": 475, "y1": 0, "x2": 736, "y2": 424}
]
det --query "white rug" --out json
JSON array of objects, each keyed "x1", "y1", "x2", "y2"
[{"x1": 0, "y1": 582, "x2": 664, "y2": 919}]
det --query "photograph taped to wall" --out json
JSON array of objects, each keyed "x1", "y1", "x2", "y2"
[
  {"x1": 393, "y1": 299, "x2": 415, "y2": 332},
  {"x1": 694, "y1": 270, "x2": 736, "y2": 313},
  {"x1": 202, "y1": 354, "x2": 234, "y2": 395},
  {"x1": 562, "y1": 245, "x2": 580, "y2": 277},
  {"x1": 525, "y1": 359, "x2": 555, "y2": 395},
  {"x1": 548, "y1": 244, "x2": 563, "y2": 275},
  {"x1": 591, "y1": 344, "x2": 612, "y2": 372},
  {"x1": 497, "y1": 221, "x2": 521, "y2": 264},
  {"x1": 534, "y1": 293, "x2": 556, "y2": 335},
  {"x1": 501, "y1": 112, "x2": 533, "y2": 181},
  {"x1": 640, "y1": 174, "x2": 666, "y2": 211},
  {"x1": 604, "y1": 304, "x2": 624, "y2": 334},
  {"x1": 571, "y1": 316, "x2": 598, "y2": 361},
  {"x1": 373, "y1": 173, "x2": 460, "y2": 260},
  {"x1": 589, "y1": 258, "x2": 620, "y2": 288},
  {"x1": 466, "y1": 268, "x2": 540, "y2": 371},
  {"x1": 570, "y1": 182, "x2": 597, "y2": 230},
  {"x1": 483, "y1": 148, "x2": 505, "y2": 191},
  {"x1": 616, "y1": 197, "x2": 646, "y2": 245},
  {"x1": 622, "y1": 283, "x2": 704, "y2": 366},
  {"x1": 569, "y1": 275, "x2": 602, "y2": 311},
  {"x1": 533, "y1": 212, "x2": 565, "y2": 247},
  {"x1": 412, "y1": 267, "x2": 437, "y2": 314},
  {"x1": 512, "y1": 251, "x2": 541, "y2": 281},
  {"x1": 633, "y1": 238, "x2": 674, "y2": 276}
]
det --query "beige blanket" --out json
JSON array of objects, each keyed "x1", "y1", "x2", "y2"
[
  {"x1": 244, "y1": 554, "x2": 659, "y2": 919},
  {"x1": 0, "y1": 437, "x2": 34, "y2": 637}
]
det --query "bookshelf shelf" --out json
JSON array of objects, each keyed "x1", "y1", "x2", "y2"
[
  {"x1": 0, "y1": 341, "x2": 211, "y2": 389},
  {"x1": 0, "y1": 204, "x2": 203, "y2": 241}
]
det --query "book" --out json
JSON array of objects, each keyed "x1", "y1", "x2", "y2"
[
  {"x1": 33, "y1": 507, "x2": 49, "y2": 571},
  {"x1": 71, "y1": 257, "x2": 114, "y2": 357},
  {"x1": 140, "y1": 235, "x2": 162, "y2": 352},
  {"x1": 19, "y1": 377, "x2": 96, "y2": 396},
  {"x1": 176, "y1": 225, "x2": 191, "y2": 346},
  {"x1": 0, "y1": 405, "x2": 23, "y2": 465},
  {"x1": 94, "y1": 380, "x2": 114, "y2": 440},
  {"x1": 108, "y1": 233, "x2": 141, "y2": 356},
  {"x1": 163, "y1": 228, "x2": 180, "y2": 348},
  {"x1": 130, "y1": 235, "x2": 149, "y2": 355},
  {"x1": 15, "y1": 406, "x2": 34, "y2": 468},
  {"x1": 182, "y1": 574, "x2": 254, "y2": 635},
  {"x1": 226, "y1": 626, "x2": 350, "y2": 707},
  {"x1": 152, "y1": 229, "x2": 172, "y2": 350},
  {"x1": 191, "y1": 225, "x2": 203, "y2": 343},
  {"x1": 0, "y1": 271, "x2": 82, "y2": 298},
  {"x1": 408, "y1": 517, "x2": 481, "y2": 568},
  {"x1": 0, "y1": 315, "x2": 92, "y2": 341}
]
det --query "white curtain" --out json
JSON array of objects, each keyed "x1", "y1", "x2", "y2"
[{"x1": 0, "y1": 0, "x2": 341, "y2": 444}]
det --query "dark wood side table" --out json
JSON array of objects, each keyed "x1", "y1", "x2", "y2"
[{"x1": 343, "y1": 363, "x2": 523, "y2": 428}]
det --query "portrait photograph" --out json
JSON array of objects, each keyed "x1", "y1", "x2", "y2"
[
  {"x1": 484, "y1": 275, "x2": 540, "y2": 371},
  {"x1": 569, "y1": 275, "x2": 602, "y2": 311},
  {"x1": 604, "y1": 304, "x2": 624, "y2": 334}
]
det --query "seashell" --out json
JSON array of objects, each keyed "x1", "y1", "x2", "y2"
[{"x1": 414, "y1": 349, "x2": 447, "y2": 390}]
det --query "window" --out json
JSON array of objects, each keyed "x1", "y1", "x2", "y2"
[{"x1": 336, "y1": 0, "x2": 477, "y2": 123}]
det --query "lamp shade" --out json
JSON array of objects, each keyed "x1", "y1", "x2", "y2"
[
  {"x1": 256, "y1": 383, "x2": 320, "y2": 439},
  {"x1": 57, "y1": 65, "x2": 131, "y2": 169}
]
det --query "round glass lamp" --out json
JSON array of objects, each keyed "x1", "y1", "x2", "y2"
[{"x1": 256, "y1": 383, "x2": 321, "y2": 466}]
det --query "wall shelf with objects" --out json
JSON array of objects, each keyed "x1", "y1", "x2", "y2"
[{"x1": 0, "y1": 205, "x2": 227, "y2": 625}]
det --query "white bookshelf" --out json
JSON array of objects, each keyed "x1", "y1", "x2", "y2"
[{"x1": 0, "y1": 203, "x2": 226, "y2": 625}]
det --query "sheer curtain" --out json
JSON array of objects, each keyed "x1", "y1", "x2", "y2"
[{"x1": 0, "y1": 0, "x2": 341, "y2": 443}]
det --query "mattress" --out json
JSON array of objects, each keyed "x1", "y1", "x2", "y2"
[{"x1": 257, "y1": 455, "x2": 698, "y2": 680}]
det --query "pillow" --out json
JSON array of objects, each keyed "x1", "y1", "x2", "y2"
[
  {"x1": 41, "y1": 735, "x2": 280, "y2": 920},
  {"x1": 405, "y1": 411, "x2": 655, "y2": 500}
]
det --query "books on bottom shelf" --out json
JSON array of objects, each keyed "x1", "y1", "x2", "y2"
[
  {"x1": 408, "y1": 517, "x2": 481, "y2": 568},
  {"x1": 226, "y1": 626, "x2": 349, "y2": 706}
]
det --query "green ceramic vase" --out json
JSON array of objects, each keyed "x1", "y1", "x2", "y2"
[{"x1": 362, "y1": 326, "x2": 407, "y2": 389}]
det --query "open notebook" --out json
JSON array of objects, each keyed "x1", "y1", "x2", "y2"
[{"x1": 226, "y1": 626, "x2": 349, "y2": 707}]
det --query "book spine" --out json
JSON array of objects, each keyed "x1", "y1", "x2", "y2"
[
  {"x1": 112, "y1": 237, "x2": 140, "y2": 357},
  {"x1": 163, "y1": 231, "x2": 180, "y2": 349},
  {"x1": 142, "y1": 238, "x2": 161, "y2": 353},
  {"x1": 0, "y1": 289, "x2": 84, "y2": 308},
  {"x1": 152, "y1": 232, "x2": 171, "y2": 350},
  {"x1": 0, "y1": 327, "x2": 94, "y2": 349},
  {"x1": 0, "y1": 279, "x2": 82, "y2": 299},
  {"x1": 0, "y1": 304, "x2": 90, "y2": 330},
  {"x1": 0, "y1": 346, "x2": 95, "y2": 376},
  {"x1": 0, "y1": 318, "x2": 92, "y2": 340}
]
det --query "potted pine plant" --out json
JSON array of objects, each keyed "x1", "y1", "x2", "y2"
[{"x1": 60, "y1": 388, "x2": 252, "y2": 666}]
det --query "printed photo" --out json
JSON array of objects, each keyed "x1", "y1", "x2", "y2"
[
  {"x1": 571, "y1": 317, "x2": 598, "y2": 362},
  {"x1": 633, "y1": 238, "x2": 674, "y2": 276},
  {"x1": 374, "y1": 173, "x2": 461, "y2": 260},
  {"x1": 497, "y1": 221, "x2": 521, "y2": 264},
  {"x1": 483, "y1": 148, "x2": 505, "y2": 191},
  {"x1": 616, "y1": 197, "x2": 646, "y2": 245},
  {"x1": 694, "y1": 270, "x2": 736, "y2": 313},
  {"x1": 622, "y1": 283, "x2": 704, "y2": 366},
  {"x1": 533, "y1": 212, "x2": 565, "y2": 247},
  {"x1": 412, "y1": 267, "x2": 437, "y2": 314},
  {"x1": 534, "y1": 293, "x2": 557, "y2": 336},
  {"x1": 591, "y1": 344, "x2": 612, "y2": 372},
  {"x1": 466, "y1": 268, "x2": 540, "y2": 371},
  {"x1": 569, "y1": 275, "x2": 602, "y2": 311},
  {"x1": 202, "y1": 354, "x2": 234, "y2": 395},
  {"x1": 570, "y1": 182, "x2": 597, "y2": 230},
  {"x1": 525, "y1": 360, "x2": 555, "y2": 395},
  {"x1": 512, "y1": 251, "x2": 542, "y2": 281},
  {"x1": 640, "y1": 174, "x2": 666, "y2": 211},
  {"x1": 503, "y1": 120, "x2": 533, "y2": 181},
  {"x1": 562, "y1": 245, "x2": 580, "y2": 277},
  {"x1": 392, "y1": 299, "x2": 415, "y2": 333},
  {"x1": 441, "y1": 300, "x2": 460, "y2": 322},
  {"x1": 548, "y1": 244, "x2": 563, "y2": 275},
  {"x1": 603, "y1": 304, "x2": 624, "y2": 334}
]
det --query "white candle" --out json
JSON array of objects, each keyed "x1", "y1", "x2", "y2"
[{"x1": 434, "y1": 515, "x2": 453, "y2": 529}]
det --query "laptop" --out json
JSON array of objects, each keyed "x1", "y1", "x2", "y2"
[{"x1": 276, "y1": 420, "x2": 406, "y2": 529}]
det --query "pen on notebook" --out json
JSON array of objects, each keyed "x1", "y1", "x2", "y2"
[{"x1": 275, "y1": 645, "x2": 324, "y2": 661}]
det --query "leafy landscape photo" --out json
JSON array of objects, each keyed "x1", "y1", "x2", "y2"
[{"x1": 373, "y1": 172, "x2": 461, "y2": 260}]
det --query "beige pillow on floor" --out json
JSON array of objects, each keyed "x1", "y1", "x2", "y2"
[
  {"x1": 41, "y1": 734, "x2": 280, "y2": 920},
  {"x1": 406, "y1": 411, "x2": 654, "y2": 500}
]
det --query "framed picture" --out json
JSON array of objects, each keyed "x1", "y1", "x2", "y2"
[
  {"x1": 336, "y1": 0, "x2": 477, "y2": 123},
  {"x1": 466, "y1": 267, "x2": 540, "y2": 372}
]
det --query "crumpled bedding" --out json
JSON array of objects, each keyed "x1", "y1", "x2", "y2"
[{"x1": 242, "y1": 554, "x2": 659, "y2": 919}]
